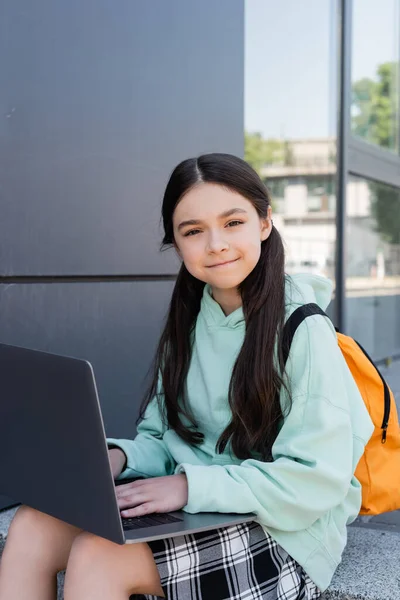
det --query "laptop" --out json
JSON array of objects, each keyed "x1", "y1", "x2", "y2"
[{"x1": 0, "y1": 342, "x2": 255, "y2": 544}]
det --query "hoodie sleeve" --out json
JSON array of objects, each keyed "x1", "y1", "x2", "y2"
[
  {"x1": 176, "y1": 315, "x2": 372, "y2": 531},
  {"x1": 107, "y1": 396, "x2": 176, "y2": 480}
]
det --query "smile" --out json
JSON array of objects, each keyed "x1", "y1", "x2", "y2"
[{"x1": 207, "y1": 258, "x2": 239, "y2": 268}]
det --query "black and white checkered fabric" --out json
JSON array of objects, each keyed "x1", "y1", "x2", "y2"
[{"x1": 141, "y1": 521, "x2": 321, "y2": 600}]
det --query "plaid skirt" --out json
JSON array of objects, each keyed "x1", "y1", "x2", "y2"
[{"x1": 135, "y1": 521, "x2": 321, "y2": 600}]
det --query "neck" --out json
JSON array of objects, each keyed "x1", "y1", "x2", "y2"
[{"x1": 210, "y1": 286, "x2": 242, "y2": 316}]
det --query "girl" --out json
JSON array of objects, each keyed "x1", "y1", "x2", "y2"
[{"x1": 0, "y1": 153, "x2": 373, "y2": 600}]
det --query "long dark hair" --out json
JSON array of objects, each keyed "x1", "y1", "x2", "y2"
[{"x1": 139, "y1": 153, "x2": 289, "y2": 460}]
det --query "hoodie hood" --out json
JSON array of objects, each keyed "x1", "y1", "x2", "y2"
[
  {"x1": 200, "y1": 274, "x2": 333, "y2": 329},
  {"x1": 285, "y1": 274, "x2": 333, "y2": 313},
  {"x1": 200, "y1": 284, "x2": 245, "y2": 329}
]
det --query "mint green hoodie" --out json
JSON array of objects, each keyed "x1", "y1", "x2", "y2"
[{"x1": 107, "y1": 274, "x2": 374, "y2": 592}]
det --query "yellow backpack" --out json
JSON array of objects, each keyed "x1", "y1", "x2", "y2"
[{"x1": 282, "y1": 303, "x2": 400, "y2": 515}]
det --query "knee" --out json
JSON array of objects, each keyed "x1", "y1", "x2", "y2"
[
  {"x1": 66, "y1": 534, "x2": 161, "y2": 597},
  {"x1": 67, "y1": 532, "x2": 110, "y2": 571},
  {"x1": 7, "y1": 505, "x2": 50, "y2": 543},
  {"x1": 5, "y1": 505, "x2": 79, "y2": 573},
  {"x1": 4, "y1": 506, "x2": 58, "y2": 572}
]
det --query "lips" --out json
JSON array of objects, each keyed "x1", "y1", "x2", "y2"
[{"x1": 207, "y1": 258, "x2": 239, "y2": 268}]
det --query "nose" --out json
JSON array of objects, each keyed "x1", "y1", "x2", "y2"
[{"x1": 207, "y1": 231, "x2": 229, "y2": 254}]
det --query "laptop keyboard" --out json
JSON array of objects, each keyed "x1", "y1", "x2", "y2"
[{"x1": 122, "y1": 513, "x2": 183, "y2": 531}]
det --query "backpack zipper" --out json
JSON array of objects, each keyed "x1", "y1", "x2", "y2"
[{"x1": 355, "y1": 341, "x2": 390, "y2": 444}]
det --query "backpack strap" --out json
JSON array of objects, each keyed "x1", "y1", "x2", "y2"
[
  {"x1": 282, "y1": 303, "x2": 329, "y2": 366},
  {"x1": 282, "y1": 303, "x2": 391, "y2": 443}
]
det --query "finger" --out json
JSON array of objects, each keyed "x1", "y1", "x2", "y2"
[
  {"x1": 115, "y1": 480, "x2": 148, "y2": 497},
  {"x1": 117, "y1": 492, "x2": 149, "y2": 510},
  {"x1": 116, "y1": 489, "x2": 157, "y2": 506},
  {"x1": 116, "y1": 486, "x2": 141, "y2": 500},
  {"x1": 121, "y1": 502, "x2": 157, "y2": 518}
]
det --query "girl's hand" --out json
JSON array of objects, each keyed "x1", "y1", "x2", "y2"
[{"x1": 115, "y1": 474, "x2": 189, "y2": 518}]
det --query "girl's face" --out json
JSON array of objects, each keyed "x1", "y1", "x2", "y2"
[{"x1": 172, "y1": 183, "x2": 272, "y2": 292}]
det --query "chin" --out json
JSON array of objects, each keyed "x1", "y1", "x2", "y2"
[{"x1": 208, "y1": 275, "x2": 248, "y2": 289}]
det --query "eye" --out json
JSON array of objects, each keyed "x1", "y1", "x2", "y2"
[
  {"x1": 184, "y1": 229, "x2": 201, "y2": 237},
  {"x1": 226, "y1": 220, "x2": 243, "y2": 228}
]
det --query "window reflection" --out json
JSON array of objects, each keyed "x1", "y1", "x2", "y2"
[
  {"x1": 351, "y1": 0, "x2": 400, "y2": 153},
  {"x1": 346, "y1": 177, "x2": 400, "y2": 358},
  {"x1": 260, "y1": 138, "x2": 337, "y2": 280},
  {"x1": 245, "y1": 0, "x2": 337, "y2": 280}
]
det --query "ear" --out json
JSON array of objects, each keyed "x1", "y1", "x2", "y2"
[{"x1": 260, "y1": 206, "x2": 273, "y2": 242}]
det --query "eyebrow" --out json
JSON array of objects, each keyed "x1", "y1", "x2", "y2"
[{"x1": 177, "y1": 208, "x2": 248, "y2": 232}]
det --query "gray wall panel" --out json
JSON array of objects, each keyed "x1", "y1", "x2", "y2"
[
  {"x1": 0, "y1": 279, "x2": 176, "y2": 508},
  {"x1": 0, "y1": 280, "x2": 175, "y2": 436},
  {"x1": 0, "y1": 0, "x2": 244, "y2": 276}
]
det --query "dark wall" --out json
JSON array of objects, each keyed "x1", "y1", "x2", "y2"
[{"x1": 0, "y1": 0, "x2": 244, "y2": 509}]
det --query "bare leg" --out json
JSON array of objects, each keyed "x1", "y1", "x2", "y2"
[
  {"x1": 64, "y1": 531, "x2": 164, "y2": 599},
  {"x1": 0, "y1": 505, "x2": 82, "y2": 600},
  {"x1": 0, "y1": 506, "x2": 164, "y2": 600}
]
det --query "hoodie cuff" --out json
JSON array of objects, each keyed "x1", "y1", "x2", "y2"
[
  {"x1": 176, "y1": 463, "x2": 218, "y2": 513},
  {"x1": 106, "y1": 438, "x2": 141, "y2": 480}
]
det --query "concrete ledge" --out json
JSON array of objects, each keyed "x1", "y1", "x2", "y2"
[
  {"x1": 1, "y1": 508, "x2": 399, "y2": 599},
  {"x1": 322, "y1": 526, "x2": 400, "y2": 600}
]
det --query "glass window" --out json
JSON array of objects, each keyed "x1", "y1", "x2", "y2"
[
  {"x1": 306, "y1": 176, "x2": 336, "y2": 213},
  {"x1": 245, "y1": 0, "x2": 338, "y2": 283},
  {"x1": 351, "y1": 0, "x2": 400, "y2": 153},
  {"x1": 346, "y1": 176, "x2": 400, "y2": 359},
  {"x1": 265, "y1": 178, "x2": 286, "y2": 199}
]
